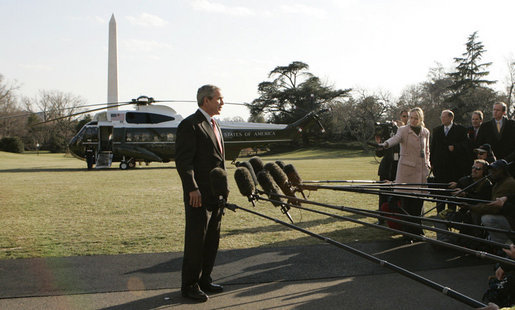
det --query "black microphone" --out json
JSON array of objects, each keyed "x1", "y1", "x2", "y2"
[
  {"x1": 257, "y1": 170, "x2": 294, "y2": 223},
  {"x1": 367, "y1": 141, "x2": 381, "y2": 148},
  {"x1": 236, "y1": 161, "x2": 258, "y2": 186},
  {"x1": 209, "y1": 168, "x2": 236, "y2": 212},
  {"x1": 283, "y1": 163, "x2": 312, "y2": 197},
  {"x1": 275, "y1": 160, "x2": 286, "y2": 170},
  {"x1": 283, "y1": 164, "x2": 303, "y2": 187},
  {"x1": 249, "y1": 156, "x2": 265, "y2": 174},
  {"x1": 234, "y1": 167, "x2": 257, "y2": 206},
  {"x1": 264, "y1": 162, "x2": 299, "y2": 206}
]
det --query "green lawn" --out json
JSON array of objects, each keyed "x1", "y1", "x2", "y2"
[{"x1": 0, "y1": 149, "x2": 420, "y2": 259}]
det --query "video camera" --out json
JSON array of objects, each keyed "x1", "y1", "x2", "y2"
[{"x1": 374, "y1": 121, "x2": 399, "y2": 142}]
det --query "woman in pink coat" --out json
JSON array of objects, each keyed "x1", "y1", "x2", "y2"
[{"x1": 381, "y1": 107, "x2": 431, "y2": 235}]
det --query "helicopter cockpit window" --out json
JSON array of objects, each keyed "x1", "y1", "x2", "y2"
[
  {"x1": 125, "y1": 112, "x2": 175, "y2": 124},
  {"x1": 84, "y1": 127, "x2": 98, "y2": 141}
]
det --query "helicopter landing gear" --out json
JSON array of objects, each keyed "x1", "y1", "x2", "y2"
[{"x1": 119, "y1": 158, "x2": 136, "y2": 170}]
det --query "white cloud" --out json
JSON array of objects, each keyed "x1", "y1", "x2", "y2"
[
  {"x1": 68, "y1": 15, "x2": 107, "y2": 24},
  {"x1": 279, "y1": 3, "x2": 327, "y2": 19},
  {"x1": 122, "y1": 39, "x2": 174, "y2": 53},
  {"x1": 191, "y1": 0, "x2": 255, "y2": 16},
  {"x1": 19, "y1": 64, "x2": 53, "y2": 71},
  {"x1": 126, "y1": 13, "x2": 168, "y2": 27}
]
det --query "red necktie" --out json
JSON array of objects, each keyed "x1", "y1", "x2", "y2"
[{"x1": 211, "y1": 119, "x2": 223, "y2": 152}]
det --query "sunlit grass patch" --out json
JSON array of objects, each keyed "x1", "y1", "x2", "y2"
[{"x1": 0, "y1": 149, "x2": 427, "y2": 259}]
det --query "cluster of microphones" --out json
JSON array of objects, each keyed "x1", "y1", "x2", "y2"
[
  {"x1": 210, "y1": 156, "x2": 303, "y2": 223},
  {"x1": 207, "y1": 156, "x2": 515, "y2": 308}
]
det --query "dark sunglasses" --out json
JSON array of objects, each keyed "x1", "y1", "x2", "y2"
[{"x1": 471, "y1": 166, "x2": 483, "y2": 171}]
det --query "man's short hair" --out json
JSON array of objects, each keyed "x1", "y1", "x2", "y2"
[
  {"x1": 197, "y1": 85, "x2": 220, "y2": 107},
  {"x1": 472, "y1": 110, "x2": 483, "y2": 120},
  {"x1": 399, "y1": 109, "x2": 408, "y2": 116},
  {"x1": 495, "y1": 102, "x2": 507, "y2": 112},
  {"x1": 442, "y1": 109, "x2": 454, "y2": 119},
  {"x1": 474, "y1": 159, "x2": 489, "y2": 169}
]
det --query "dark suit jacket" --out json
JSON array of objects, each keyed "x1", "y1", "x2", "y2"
[
  {"x1": 376, "y1": 145, "x2": 399, "y2": 181},
  {"x1": 466, "y1": 126, "x2": 480, "y2": 148},
  {"x1": 477, "y1": 117, "x2": 515, "y2": 161},
  {"x1": 430, "y1": 123, "x2": 469, "y2": 182},
  {"x1": 175, "y1": 109, "x2": 225, "y2": 208}
]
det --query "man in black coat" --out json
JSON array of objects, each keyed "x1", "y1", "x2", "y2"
[
  {"x1": 430, "y1": 109, "x2": 469, "y2": 212},
  {"x1": 477, "y1": 102, "x2": 515, "y2": 162},
  {"x1": 467, "y1": 110, "x2": 483, "y2": 148},
  {"x1": 467, "y1": 110, "x2": 483, "y2": 162},
  {"x1": 175, "y1": 84, "x2": 225, "y2": 302}
]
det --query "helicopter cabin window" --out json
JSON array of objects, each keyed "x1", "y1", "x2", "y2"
[
  {"x1": 125, "y1": 112, "x2": 175, "y2": 124},
  {"x1": 125, "y1": 128, "x2": 175, "y2": 143},
  {"x1": 84, "y1": 127, "x2": 98, "y2": 141}
]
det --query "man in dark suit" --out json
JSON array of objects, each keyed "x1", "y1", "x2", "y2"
[
  {"x1": 467, "y1": 110, "x2": 483, "y2": 148},
  {"x1": 175, "y1": 84, "x2": 225, "y2": 302},
  {"x1": 477, "y1": 102, "x2": 515, "y2": 162},
  {"x1": 430, "y1": 109, "x2": 469, "y2": 212}
]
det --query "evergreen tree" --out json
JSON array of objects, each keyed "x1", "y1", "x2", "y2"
[
  {"x1": 446, "y1": 31, "x2": 496, "y2": 123},
  {"x1": 250, "y1": 61, "x2": 351, "y2": 124}
]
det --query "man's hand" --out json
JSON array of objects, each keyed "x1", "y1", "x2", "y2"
[
  {"x1": 503, "y1": 244, "x2": 515, "y2": 259},
  {"x1": 448, "y1": 145, "x2": 455, "y2": 152},
  {"x1": 451, "y1": 188, "x2": 465, "y2": 197},
  {"x1": 189, "y1": 189, "x2": 202, "y2": 208},
  {"x1": 448, "y1": 181, "x2": 458, "y2": 189},
  {"x1": 496, "y1": 266, "x2": 505, "y2": 281},
  {"x1": 488, "y1": 197, "x2": 508, "y2": 208},
  {"x1": 478, "y1": 302, "x2": 500, "y2": 310}
]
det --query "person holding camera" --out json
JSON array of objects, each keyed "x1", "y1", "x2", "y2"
[{"x1": 374, "y1": 110, "x2": 407, "y2": 224}]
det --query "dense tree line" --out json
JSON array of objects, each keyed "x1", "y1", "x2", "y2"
[
  {"x1": 0, "y1": 31, "x2": 513, "y2": 153},
  {"x1": 249, "y1": 31, "x2": 513, "y2": 148},
  {"x1": 0, "y1": 76, "x2": 88, "y2": 152}
]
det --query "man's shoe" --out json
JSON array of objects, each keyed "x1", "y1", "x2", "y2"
[
  {"x1": 181, "y1": 284, "x2": 208, "y2": 302},
  {"x1": 199, "y1": 282, "x2": 224, "y2": 293}
]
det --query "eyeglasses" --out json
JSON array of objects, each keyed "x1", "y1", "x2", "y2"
[{"x1": 471, "y1": 166, "x2": 483, "y2": 171}]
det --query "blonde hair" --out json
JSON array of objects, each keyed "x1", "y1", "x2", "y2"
[{"x1": 409, "y1": 107, "x2": 425, "y2": 128}]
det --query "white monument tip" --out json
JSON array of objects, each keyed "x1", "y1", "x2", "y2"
[{"x1": 108, "y1": 13, "x2": 118, "y2": 110}]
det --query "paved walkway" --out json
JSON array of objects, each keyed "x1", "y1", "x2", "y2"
[{"x1": 0, "y1": 240, "x2": 494, "y2": 309}]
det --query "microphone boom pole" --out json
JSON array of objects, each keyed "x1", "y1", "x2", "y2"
[
  {"x1": 254, "y1": 193, "x2": 514, "y2": 266},
  {"x1": 229, "y1": 202, "x2": 486, "y2": 308}
]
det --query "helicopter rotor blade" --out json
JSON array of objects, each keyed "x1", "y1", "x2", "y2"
[
  {"x1": 1, "y1": 97, "x2": 251, "y2": 125},
  {"x1": 32, "y1": 102, "x2": 135, "y2": 125},
  {"x1": 153, "y1": 99, "x2": 248, "y2": 106},
  {"x1": 0, "y1": 100, "x2": 137, "y2": 121}
]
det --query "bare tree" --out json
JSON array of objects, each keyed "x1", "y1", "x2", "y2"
[
  {"x1": 334, "y1": 89, "x2": 391, "y2": 146},
  {"x1": 24, "y1": 90, "x2": 85, "y2": 152},
  {"x1": 0, "y1": 74, "x2": 25, "y2": 139},
  {"x1": 504, "y1": 59, "x2": 515, "y2": 118}
]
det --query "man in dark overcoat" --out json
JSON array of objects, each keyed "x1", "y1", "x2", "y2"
[
  {"x1": 175, "y1": 84, "x2": 225, "y2": 302},
  {"x1": 430, "y1": 109, "x2": 469, "y2": 212}
]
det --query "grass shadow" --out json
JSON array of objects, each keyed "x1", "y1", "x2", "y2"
[{"x1": 0, "y1": 166, "x2": 176, "y2": 173}]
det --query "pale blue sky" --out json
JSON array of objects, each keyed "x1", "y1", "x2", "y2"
[{"x1": 1, "y1": 0, "x2": 514, "y2": 119}]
